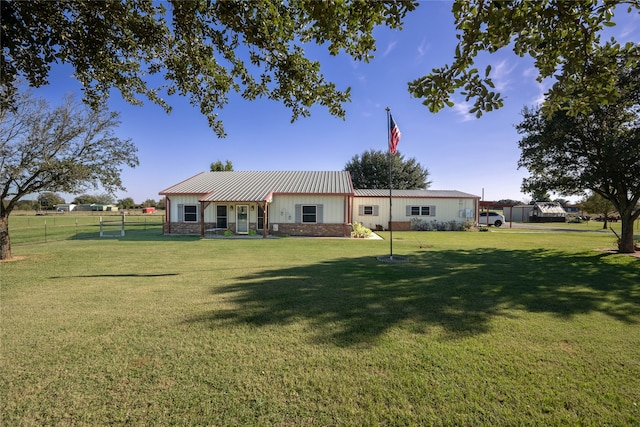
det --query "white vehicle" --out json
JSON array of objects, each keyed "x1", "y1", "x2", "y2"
[{"x1": 478, "y1": 212, "x2": 505, "y2": 227}]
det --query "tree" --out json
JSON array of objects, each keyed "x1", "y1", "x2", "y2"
[
  {"x1": 496, "y1": 199, "x2": 524, "y2": 206},
  {"x1": 516, "y1": 64, "x2": 640, "y2": 253},
  {"x1": 142, "y1": 199, "x2": 157, "y2": 208},
  {"x1": 13, "y1": 199, "x2": 37, "y2": 211},
  {"x1": 117, "y1": 197, "x2": 136, "y2": 209},
  {"x1": 95, "y1": 193, "x2": 116, "y2": 205},
  {"x1": 210, "y1": 160, "x2": 234, "y2": 172},
  {"x1": 37, "y1": 192, "x2": 65, "y2": 209},
  {"x1": 345, "y1": 149, "x2": 431, "y2": 190},
  {"x1": 4, "y1": 2, "x2": 636, "y2": 134},
  {"x1": 0, "y1": 90, "x2": 138, "y2": 260},
  {"x1": 1, "y1": 0, "x2": 415, "y2": 137},
  {"x1": 529, "y1": 191, "x2": 552, "y2": 203},
  {"x1": 553, "y1": 198, "x2": 571, "y2": 208},
  {"x1": 408, "y1": 1, "x2": 640, "y2": 118},
  {"x1": 581, "y1": 192, "x2": 616, "y2": 230},
  {"x1": 72, "y1": 194, "x2": 99, "y2": 205}
]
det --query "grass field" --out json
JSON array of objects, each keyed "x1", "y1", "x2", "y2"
[
  {"x1": 7, "y1": 213, "x2": 164, "y2": 244},
  {"x1": 1, "y1": 227, "x2": 639, "y2": 425}
]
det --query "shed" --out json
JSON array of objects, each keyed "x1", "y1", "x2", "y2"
[
  {"x1": 504, "y1": 202, "x2": 566, "y2": 223},
  {"x1": 530, "y1": 201, "x2": 566, "y2": 222}
]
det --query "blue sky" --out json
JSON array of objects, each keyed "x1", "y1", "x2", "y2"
[{"x1": 31, "y1": 2, "x2": 639, "y2": 204}]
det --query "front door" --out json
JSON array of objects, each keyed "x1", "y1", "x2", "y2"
[{"x1": 236, "y1": 205, "x2": 249, "y2": 234}]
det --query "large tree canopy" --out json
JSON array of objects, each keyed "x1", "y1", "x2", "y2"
[
  {"x1": 2, "y1": 1, "x2": 638, "y2": 136},
  {"x1": 0, "y1": 90, "x2": 138, "y2": 260},
  {"x1": 516, "y1": 64, "x2": 640, "y2": 253},
  {"x1": 0, "y1": 0, "x2": 416, "y2": 137},
  {"x1": 409, "y1": 0, "x2": 640, "y2": 118},
  {"x1": 345, "y1": 149, "x2": 431, "y2": 190}
]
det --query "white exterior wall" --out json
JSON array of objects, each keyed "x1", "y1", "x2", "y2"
[
  {"x1": 353, "y1": 197, "x2": 477, "y2": 229},
  {"x1": 269, "y1": 194, "x2": 348, "y2": 225},
  {"x1": 168, "y1": 195, "x2": 199, "y2": 221},
  {"x1": 504, "y1": 206, "x2": 533, "y2": 222},
  {"x1": 168, "y1": 194, "x2": 347, "y2": 226}
]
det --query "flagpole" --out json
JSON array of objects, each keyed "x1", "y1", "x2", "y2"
[{"x1": 386, "y1": 107, "x2": 393, "y2": 260}]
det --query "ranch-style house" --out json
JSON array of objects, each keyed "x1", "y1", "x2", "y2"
[{"x1": 159, "y1": 171, "x2": 480, "y2": 237}]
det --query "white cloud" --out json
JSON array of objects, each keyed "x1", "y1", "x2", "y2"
[
  {"x1": 490, "y1": 59, "x2": 517, "y2": 92},
  {"x1": 452, "y1": 100, "x2": 476, "y2": 122},
  {"x1": 417, "y1": 37, "x2": 429, "y2": 58},
  {"x1": 382, "y1": 41, "x2": 397, "y2": 57}
]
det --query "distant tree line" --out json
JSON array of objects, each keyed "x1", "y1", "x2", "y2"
[{"x1": 4, "y1": 192, "x2": 164, "y2": 211}]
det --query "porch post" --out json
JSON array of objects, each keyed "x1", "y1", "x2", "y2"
[{"x1": 200, "y1": 201, "x2": 205, "y2": 237}]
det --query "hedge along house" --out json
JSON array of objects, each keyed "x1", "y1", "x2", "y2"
[
  {"x1": 159, "y1": 171, "x2": 354, "y2": 237},
  {"x1": 352, "y1": 189, "x2": 480, "y2": 231}
]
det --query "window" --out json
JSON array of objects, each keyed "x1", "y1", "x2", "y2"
[
  {"x1": 302, "y1": 205, "x2": 317, "y2": 223},
  {"x1": 295, "y1": 204, "x2": 323, "y2": 224},
  {"x1": 184, "y1": 205, "x2": 197, "y2": 222},
  {"x1": 358, "y1": 205, "x2": 379, "y2": 216},
  {"x1": 407, "y1": 205, "x2": 436, "y2": 217},
  {"x1": 216, "y1": 205, "x2": 227, "y2": 228}
]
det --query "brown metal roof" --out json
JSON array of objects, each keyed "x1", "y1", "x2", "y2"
[
  {"x1": 159, "y1": 171, "x2": 354, "y2": 202},
  {"x1": 354, "y1": 189, "x2": 479, "y2": 199}
]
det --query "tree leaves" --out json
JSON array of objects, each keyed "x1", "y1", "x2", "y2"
[
  {"x1": 1, "y1": 0, "x2": 417, "y2": 137},
  {"x1": 409, "y1": 0, "x2": 639, "y2": 118},
  {"x1": 516, "y1": 63, "x2": 640, "y2": 251},
  {"x1": 344, "y1": 149, "x2": 431, "y2": 190},
  {"x1": 0, "y1": 90, "x2": 138, "y2": 214}
]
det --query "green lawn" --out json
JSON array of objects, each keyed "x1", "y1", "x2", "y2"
[
  {"x1": 8, "y1": 213, "x2": 164, "y2": 244},
  {"x1": 2, "y1": 229, "x2": 639, "y2": 425}
]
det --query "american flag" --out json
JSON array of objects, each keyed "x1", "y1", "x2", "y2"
[{"x1": 389, "y1": 114, "x2": 401, "y2": 154}]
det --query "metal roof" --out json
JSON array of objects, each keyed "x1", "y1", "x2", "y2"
[
  {"x1": 159, "y1": 171, "x2": 354, "y2": 202},
  {"x1": 354, "y1": 189, "x2": 479, "y2": 199},
  {"x1": 534, "y1": 201, "x2": 566, "y2": 215}
]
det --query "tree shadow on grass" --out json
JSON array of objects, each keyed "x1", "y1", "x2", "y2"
[{"x1": 187, "y1": 248, "x2": 640, "y2": 347}]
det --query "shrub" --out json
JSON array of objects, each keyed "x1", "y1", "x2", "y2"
[
  {"x1": 410, "y1": 218, "x2": 472, "y2": 231},
  {"x1": 352, "y1": 222, "x2": 372, "y2": 238}
]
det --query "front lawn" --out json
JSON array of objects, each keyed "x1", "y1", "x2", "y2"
[{"x1": 2, "y1": 230, "x2": 638, "y2": 425}]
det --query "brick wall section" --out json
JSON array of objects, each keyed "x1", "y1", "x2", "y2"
[
  {"x1": 389, "y1": 221, "x2": 412, "y2": 231},
  {"x1": 164, "y1": 222, "x2": 216, "y2": 235},
  {"x1": 165, "y1": 222, "x2": 348, "y2": 237},
  {"x1": 272, "y1": 223, "x2": 348, "y2": 237}
]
